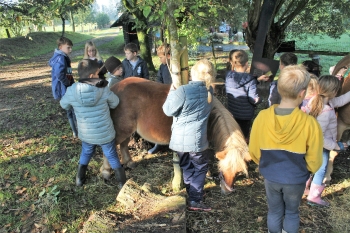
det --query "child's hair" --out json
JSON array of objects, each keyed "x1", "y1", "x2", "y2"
[
  {"x1": 104, "y1": 56, "x2": 122, "y2": 74},
  {"x1": 302, "y1": 60, "x2": 322, "y2": 77},
  {"x1": 308, "y1": 75, "x2": 341, "y2": 118},
  {"x1": 227, "y1": 49, "x2": 238, "y2": 70},
  {"x1": 230, "y1": 50, "x2": 248, "y2": 69},
  {"x1": 83, "y1": 41, "x2": 102, "y2": 61},
  {"x1": 305, "y1": 74, "x2": 318, "y2": 98},
  {"x1": 191, "y1": 59, "x2": 216, "y2": 103},
  {"x1": 280, "y1": 52, "x2": 298, "y2": 66},
  {"x1": 78, "y1": 59, "x2": 100, "y2": 79},
  {"x1": 156, "y1": 44, "x2": 171, "y2": 56},
  {"x1": 57, "y1": 37, "x2": 73, "y2": 47},
  {"x1": 124, "y1": 42, "x2": 139, "y2": 53},
  {"x1": 277, "y1": 65, "x2": 310, "y2": 100}
]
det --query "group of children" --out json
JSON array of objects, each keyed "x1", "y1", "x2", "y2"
[
  {"x1": 49, "y1": 36, "x2": 350, "y2": 231},
  {"x1": 228, "y1": 49, "x2": 350, "y2": 232}
]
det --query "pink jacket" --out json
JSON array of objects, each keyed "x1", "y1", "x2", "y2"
[{"x1": 305, "y1": 91, "x2": 350, "y2": 150}]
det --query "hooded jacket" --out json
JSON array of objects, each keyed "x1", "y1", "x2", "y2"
[
  {"x1": 225, "y1": 71, "x2": 259, "y2": 120},
  {"x1": 122, "y1": 56, "x2": 149, "y2": 79},
  {"x1": 163, "y1": 81, "x2": 213, "y2": 152},
  {"x1": 249, "y1": 105, "x2": 323, "y2": 184},
  {"x1": 60, "y1": 78, "x2": 119, "y2": 144},
  {"x1": 49, "y1": 49, "x2": 74, "y2": 100}
]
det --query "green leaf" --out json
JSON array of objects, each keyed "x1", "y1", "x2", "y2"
[
  {"x1": 39, "y1": 189, "x2": 46, "y2": 197},
  {"x1": 143, "y1": 6, "x2": 151, "y2": 18},
  {"x1": 198, "y1": 12, "x2": 206, "y2": 17},
  {"x1": 28, "y1": 7, "x2": 37, "y2": 14}
]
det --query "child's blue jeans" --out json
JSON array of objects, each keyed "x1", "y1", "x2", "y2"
[
  {"x1": 79, "y1": 139, "x2": 121, "y2": 170},
  {"x1": 264, "y1": 179, "x2": 305, "y2": 233},
  {"x1": 312, "y1": 148, "x2": 329, "y2": 185}
]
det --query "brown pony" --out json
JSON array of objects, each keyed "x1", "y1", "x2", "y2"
[{"x1": 101, "y1": 77, "x2": 251, "y2": 194}]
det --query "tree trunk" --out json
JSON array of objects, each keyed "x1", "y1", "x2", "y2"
[
  {"x1": 137, "y1": 29, "x2": 156, "y2": 72},
  {"x1": 69, "y1": 11, "x2": 75, "y2": 32},
  {"x1": 5, "y1": 29, "x2": 11, "y2": 38},
  {"x1": 60, "y1": 14, "x2": 65, "y2": 37}
]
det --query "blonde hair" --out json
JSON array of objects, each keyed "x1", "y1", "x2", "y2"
[
  {"x1": 308, "y1": 75, "x2": 341, "y2": 118},
  {"x1": 190, "y1": 59, "x2": 216, "y2": 103},
  {"x1": 305, "y1": 74, "x2": 318, "y2": 98},
  {"x1": 83, "y1": 41, "x2": 102, "y2": 61},
  {"x1": 278, "y1": 65, "x2": 310, "y2": 99}
]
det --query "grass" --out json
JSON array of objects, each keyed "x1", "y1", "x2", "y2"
[{"x1": 1, "y1": 30, "x2": 350, "y2": 232}]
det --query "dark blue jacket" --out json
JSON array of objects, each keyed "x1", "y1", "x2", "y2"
[
  {"x1": 225, "y1": 71, "x2": 258, "y2": 120},
  {"x1": 122, "y1": 56, "x2": 149, "y2": 79},
  {"x1": 157, "y1": 64, "x2": 172, "y2": 84},
  {"x1": 163, "y1": 81, "x2": 213, "y2": 152},
  {"x1": 49, "y1": 49, "x2": 74, "y2": 100}
]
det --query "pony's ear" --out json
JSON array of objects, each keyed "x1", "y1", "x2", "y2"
[{"x1": 215, "y1": 150, "x2": 227, "y2": 160}]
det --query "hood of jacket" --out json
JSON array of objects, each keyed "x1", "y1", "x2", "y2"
[
  {"x1": 72, "y1": 78, "x2": 108, "y2": 107},
  {"x1": 266, "y1": 105, "x2": 309, "y2": 145},
  {"x1": 49, "y1": 49, "x2": 67, "y2": 67}
]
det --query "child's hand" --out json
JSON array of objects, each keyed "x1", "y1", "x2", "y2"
[
  {"x1": 170, "y1": 84, "x2": 177, "y2": 90},
  {"x1": 257, "y1": 75, "x2": 270, "y2": 82}
]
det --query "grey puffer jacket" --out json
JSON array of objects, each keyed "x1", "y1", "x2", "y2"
[
  {"x1": 225, "y1": 71, "x2": 259, "y2": 120},
  {"x1": 163, "y1": 81, "x2": 213, "y2": 152},
  {"x1": 60, "y1": 79, "x2": 119, "y2": 144}
]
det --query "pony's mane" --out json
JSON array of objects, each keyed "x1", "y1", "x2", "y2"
[{"x1": 208, "y1": 97, "x2": 251, "y2": 176}]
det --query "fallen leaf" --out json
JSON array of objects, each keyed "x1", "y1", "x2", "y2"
[
  {"x1": 5, "y1": 183, "x2": 11, "y2": 188},
  {"x1": 48, "y1": 177, "x2": 55, "y2": 183},
  {"x1": 30, "y1": 176, "x2": 37, "y2": 182},
  {"x1": 4, "y1": 175, "x2": 10, "y2": 179},
  {"x1": 24, "y1": 172, "x2": 29, "y2": 178},
  {"x1": 34, "y1": 223, "x2": 42, "y2": 228},
  {"x1": 257, "y1": 216, "x2": 263, "y2": 222},
  {"x1": 16, "y1": 187, "x2": 27, "y2": 195}
]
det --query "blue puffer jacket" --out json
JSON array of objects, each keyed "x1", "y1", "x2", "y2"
[
  {"x1": 60, "y1": 80, "x2": 119, "y2": 144},
  {"x1": 163, "y1": 81, "x2": 213, "y2": 152},
  {"x1": 225, "y1": 71, "x2": 258, "y2": 120},
  {"x1": 49, "y1": 49, "x2": 74, "y2": 100}
]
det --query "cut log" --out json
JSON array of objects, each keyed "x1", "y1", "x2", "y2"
[{"x1": 116, "y1": 179, "x2": 186, "y2": 232}]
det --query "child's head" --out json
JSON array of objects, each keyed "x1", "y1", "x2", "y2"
[
  {"x1": 105, "y1": 56, "x2": 123, "y2": 76},
  {"x1": 227, "y1": 49, "x2": 238, "y2": 70},
  {"x1": 279, "y1": 52, "x2": 298, "y2": 70},
  {"x1": 78, "y1": 59, "x2": 100, "y2": 79},
  {"x1": 302, "y1": 60, "x2": 322, "y2": 77},
  {"x1": 124, "y1": 43, "x2": 139, "y2": 61},
  {"x1": 57, "y1": 37, "x2": 73, "y2": 55},
  {"x1": 191, "y1": 59, "x2": 216, "y2": 103},
  {"x1": 308, "y1": 75, "x2": 341, "y2": 117},
  {"x1": 277, "y1": 65, "x2": 310, "y2": 100},
  {"x1": 230, "y1": 50, "x2": 248, "y2": 70},
  {"x1": 84, "y1": 41, "x2": 101, "y2": 60},
  {"x1": 156, "y1": 44, "x2": 171, "y2": 65}
]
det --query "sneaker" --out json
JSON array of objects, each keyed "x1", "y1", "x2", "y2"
[{"x1": 188, "y1": 201, "x2": 211, "y2": 211}]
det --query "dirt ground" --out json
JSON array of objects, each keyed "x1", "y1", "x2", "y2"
[{"x1": 1, "y1": 32, "x2": 350, "y2": 233}]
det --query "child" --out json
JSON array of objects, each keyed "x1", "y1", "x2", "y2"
[
  {"x1": 249, "y1": 65, "x2": 323, "y2": 233},
  {"x1": 60, "y1": 59, "x2": 126, "y2": 189},
  {"x1": 104, "y1": 56, "x2": 123, "y2": 88},
  {"x1": 162, "y1": 59, "x2": 215, "y2": 211},
  {"x1": 49, "y1": 36, "x2": 78, "y2": 138},
  {"x1": 269, "y1": 52, "x2": 298, "y2": 106},
  {"x1": 225, "y1": 49, "x2": 259, "y2": 141},
  {"x1": 83, "y1": 41, "x2": 106, "y2": 79},
  {"x1": 122, "y1": 42, "x2": 149, "y2": 79},
  {"x1": 148, "y1": 44, "x2": 172, "y2": 155},
  {"x1": 303, "y1": 75, "x2": 350, "y2": 207}
]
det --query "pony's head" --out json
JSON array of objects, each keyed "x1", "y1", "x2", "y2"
[{"x1": 208, "y1": 98, "x2": 251, "y2": 195}]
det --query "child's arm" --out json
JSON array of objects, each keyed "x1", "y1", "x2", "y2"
[
  {"x1": 268, "y1": 81, "x2": 279, "y2": 106},
  {"x1": 317, "y1": 111, "x2": 338, "y2": 150},
  {"x1": 247, "y1": 79, "x2": 260, "y2": 104},
  {"x1": 330, "y1": 91, "x2": 350, "y2": 108},
  {"x1": 162, "y1": 87, "x2": 185, "y2": 117},
  {"x1": 107, "y1": 90, "x2": 120, "y2": 109},
  {"x1": 305, "y1": 117, "x2": 324, "y2": 173},
  {"x1": 248, "y1": 112, "x2": 262, "y2": 164},
  {"x1": 54, "y1": 59, "x2": 71, "y2": 86},
  {"x1": 60, "y1": 89, "x2": 72, "y2": 110}
]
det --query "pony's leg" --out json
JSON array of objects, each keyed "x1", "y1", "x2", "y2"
[
  {"x1": 172, "y1": 152, "x2": 183, "y2": 192},
  {"x1": 119, "y1": 137, "x2": 136, "y2": 169},
  {"x1": 323, "y1": 150, "x2": 338, "y2": 185},
  {"x1": 337, "y1": 118, "x2": 348, "y2": 141},
  {"x1": 100, "y1": 155, "x2": 112, "y2": 180}
]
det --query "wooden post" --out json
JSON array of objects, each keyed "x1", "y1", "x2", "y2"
[
  {"x1": 172, "y1": 152, "x2": 183, "y2": 192},
  {"x1": 179, "y1": 36, "x2": 189, "y2": 85}
]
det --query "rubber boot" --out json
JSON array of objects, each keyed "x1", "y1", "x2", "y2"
[
  {"x1": 76, "y1": 164, "x2": 88, "y2": 187},
  {"x1": 114, "y1": 167, "x2": 127, "y2": 189},
  {"x1": 68, "y1": 118, "x2": 78, "y2": 138},
  {"x1": 307, "y1": 183, "x2": 329, "y2": 207},
  {"x1": 303, "y1": 175, "x2": 312, "y2": 196},
  {"x1": 148, "y1": 144, "x2": 162, "y2": 154}
]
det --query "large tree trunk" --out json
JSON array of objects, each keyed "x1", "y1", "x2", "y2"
[
  {"x1": 137, "y1": 29, "x2": 155, "y2": 72},
  {"x1": 69, "y1": 11, "x2": 75, "y2": 32}
]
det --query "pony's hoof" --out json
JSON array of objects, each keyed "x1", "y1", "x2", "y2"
[{"x1": 126, "y1": 161, "x2": 137, "y2": 169}]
